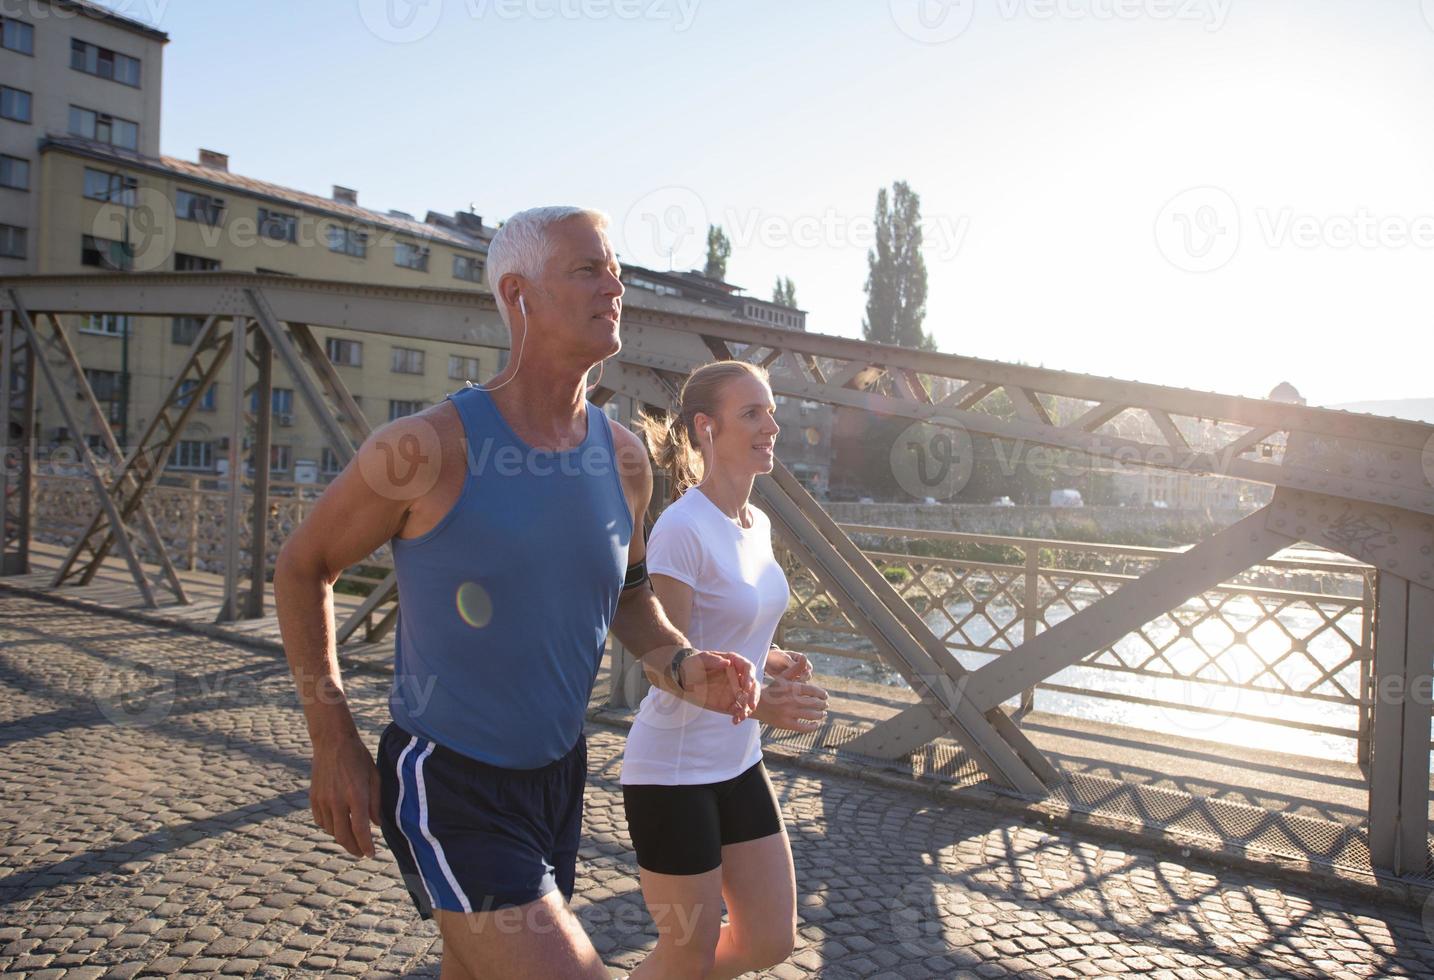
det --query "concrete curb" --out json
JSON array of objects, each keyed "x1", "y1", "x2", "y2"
[{"x1": 5, "y1": 577, "x2": 1430, "y2": 913}]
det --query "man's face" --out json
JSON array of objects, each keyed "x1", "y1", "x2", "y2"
[{"x1": 531, "y1": 217, "x2": 625, "y2": 362}]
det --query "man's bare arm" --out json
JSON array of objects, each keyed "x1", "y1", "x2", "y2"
[{"x1": 273, "y1": 412, "x2": 442, "y2": 856}]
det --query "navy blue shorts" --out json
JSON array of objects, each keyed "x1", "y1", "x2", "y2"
[{"x1": 377, "y1": 721, "x2": 587, "y2": 918}]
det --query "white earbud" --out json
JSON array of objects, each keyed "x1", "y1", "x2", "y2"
[{"x1": 518, "y1": 294, "x2": 528, "y2": 318}]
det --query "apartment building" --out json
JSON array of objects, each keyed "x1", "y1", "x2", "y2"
[
  {"x1": 0, "y1": 0, "x2": 167, "y2": 274},
  {"x1": 7, "y1": 0, "x2": 812, "y2": 486},
  {"x1": 621, "y1": 266, "x2": 831, "y2": 495}
]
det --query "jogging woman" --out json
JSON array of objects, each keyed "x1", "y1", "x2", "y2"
[{"x1": 623, "y1": 360, "x2": 829, "y2": 979}]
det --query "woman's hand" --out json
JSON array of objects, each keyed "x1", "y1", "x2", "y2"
[
  {"x1": 753, "y1": 675, "x2": 828, "y2": 733},
  {"x1": 764, "y1": 647, "x2": 813, "y2": 682}
]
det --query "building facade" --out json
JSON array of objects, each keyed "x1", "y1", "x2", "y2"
[
  {"x1": 7, "y1": 0, "x2": 813, "y2": 487},
  {"x1": 1, "y1": 0, "x2": 167, "y2": 274}
]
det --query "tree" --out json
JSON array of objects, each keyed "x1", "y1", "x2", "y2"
[
  {"x1": 862, "y1": 180, "x2": 933, "y2": 351},
  {"x1": 704, "y1": 225, "x2": 731, "y2": 280},
  {"x1": 772, "y1": 276, "x2": 797, "y2": 307}
]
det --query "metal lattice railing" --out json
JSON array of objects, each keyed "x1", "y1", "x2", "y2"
[
  {"x1": 31, "y1": 473, "x2": 1377, "y2": 750},
  {"x1": 777, "y1": 523, "x2": 1375, "y2": 751}
]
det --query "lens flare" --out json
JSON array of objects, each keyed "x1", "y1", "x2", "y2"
[{"x1": 455, "y1": 582, "x2": 493, "y2": 629}]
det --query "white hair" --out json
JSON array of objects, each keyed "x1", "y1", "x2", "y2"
[{"x1": 486, "y1": 206, "x2": 610, "y2": 327}]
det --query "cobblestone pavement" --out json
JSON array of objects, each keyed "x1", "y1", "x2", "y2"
[{"x1": 4, "y1": 592, "x2": 1434, "y2": 979}]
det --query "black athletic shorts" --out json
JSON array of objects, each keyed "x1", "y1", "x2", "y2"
[
  {"x1": 377, "y1": 721, "x2": 586, "y2": 918},
  {"x1": 622, "y1": 760, "x2": 784, "y2": 876}
]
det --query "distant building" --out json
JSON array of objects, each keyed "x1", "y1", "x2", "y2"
[
  {"x1": 621, "y1": 265, "x2": 829, "y2": 496},
  {"x1": 1268, "y1": 381, "x2": 1305, "y2": 405},
  {"x1": 0, "y1": 0, "x2": 169, "y2": 274}
]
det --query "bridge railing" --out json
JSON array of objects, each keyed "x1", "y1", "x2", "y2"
[
  {"x1": 773, "y1": 523, "x2": 1376, "y2": 761},
  {"x1": 32, "y1": 471, "x2": 1377, "y2": 759}
]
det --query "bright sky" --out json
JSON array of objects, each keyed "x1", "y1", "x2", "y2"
[{"x1": 102, "y1": 0, "x2": 1433, "y2": 408}]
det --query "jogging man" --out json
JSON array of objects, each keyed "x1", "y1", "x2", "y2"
[{"x1": 275, "y1": 206, "x2": 759, "y2": 979}]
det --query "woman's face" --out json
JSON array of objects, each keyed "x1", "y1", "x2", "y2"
[{"x1": 697, "y1": 373, "x2": 780, "y2": 477}]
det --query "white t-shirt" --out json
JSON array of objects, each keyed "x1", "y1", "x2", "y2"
[{"x1": 619, "y1": 487, "x2": 791, "y2": 786}]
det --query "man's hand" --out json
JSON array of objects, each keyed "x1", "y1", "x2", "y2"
[
  {"x1": 754, "y1": 675, "x2": 829, "y2": 733},
  {"x1": 765, "y1": 647, "x2": 813, "y2": 682},
  {"x1": 309, "y1": 732, "x2": 382, "y2": 858},
  {"x1": 680, "y1": 650, "x2": 760, "y2": 724}
]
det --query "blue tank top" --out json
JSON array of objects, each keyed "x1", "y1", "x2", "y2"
[{"x1": 388, "y1": 384, "x2": 632, "y2": 768}]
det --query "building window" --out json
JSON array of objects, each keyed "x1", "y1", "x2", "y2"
[
  {"x1": 1, "y1": 17, "x2": 33, "y2": 55},
  {"x1": 389, "y1": 399, "x2": 423, "y2": 421},
  {"x1": 327, "y1": 225, "x2": 367, "y2": 257},
  {"x1": 257, "y1": 207, "x2": 297, "y2": 243},
  {"x1": 395, "y1": 242, "x2": 430, "y2": 272},
  {"x1": 249, "y1": 387, "x2": 295, "y2": 424},
  {"x1": 0, "y1": 223, "x2": 24, "y2": 259},
  {"x1": 83, "y1": 368, "x2": 124, "y2": 423},
  {"x1": 0, "y1": 86, "x2": 30, "y2": 123},
  {"x1": 453, "y1": 254, "x2": 483, "y2": 282},
  {"x1": 68, "y1": 106, "x2": 138, "y2": 150},
  {"x1": 0, "y1": 155, "x2": 28, "y2": 191},
  {"x1": 390, "y1": 347, "x2": 424, "y2": 375},
  {"x1": 321, "y1": 447, "x2": 343, "y2": 476},
  {"x1": 79, "y1": 314, "x2": 131, "y2": 337},
  {"x1": 71, "y1": 38, "x2": 142, "y2": 86},
  {"x1": 325, "y1": 336, "x2": 362, "y2": 367},
  {"x1": 82, "y1": 168, "x2": 136, "y2": 204},
  {"x1": 448, "y1": 354, "x2": 481, "y2": 381},
  {"x1": 171, "y1": 440, "x2": 213, "y2": 471},
  {"x1": 171, "y1": 316, "x2": 205, "y2": 345},
  {"x1": 176, "y1": 378, "x2": 216, "y2": 412},
  {"x1": 176, "y1": 189, "x2": 224, "y2": 226},
  {"x1": 269, "y1": 445, "x2": 292, "y2": 473},
  {"x1": 81, "y1": 234, "x2": 129, "y2": 270},
  {"x1": 174, "y1": 252, "x2": 220, "y2": 272},
  {"x1": 255, "y1": 267, "x2": 295, "y2": 276}
]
